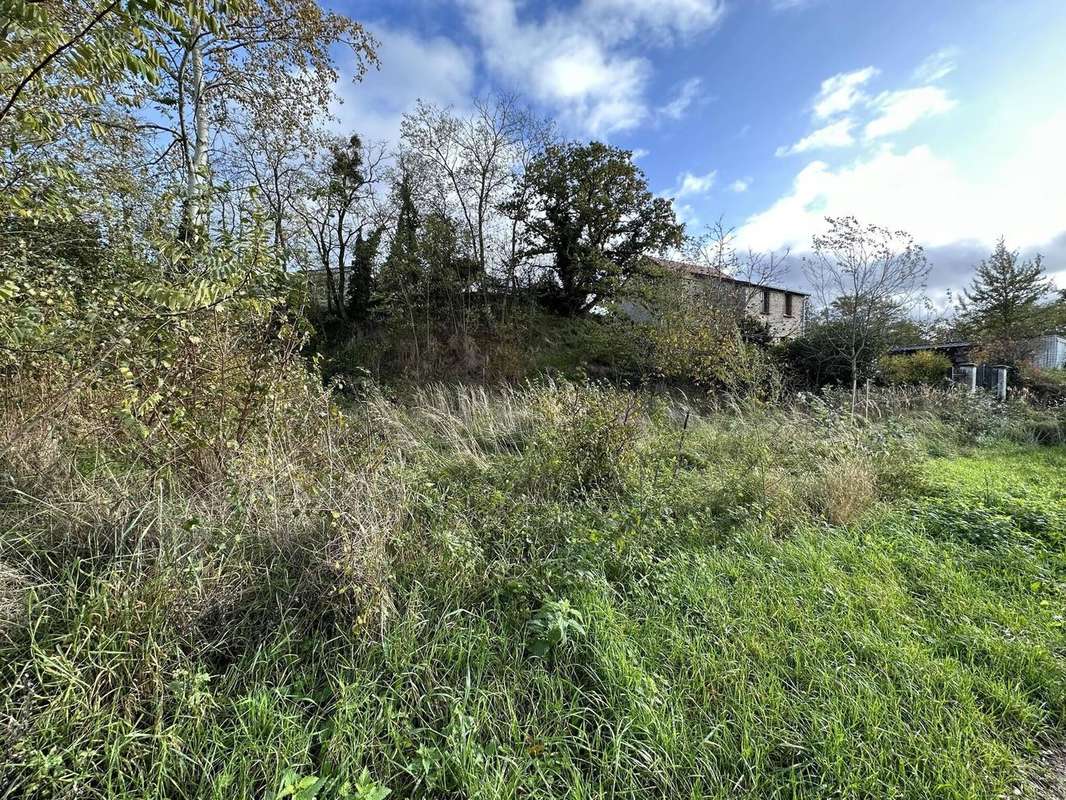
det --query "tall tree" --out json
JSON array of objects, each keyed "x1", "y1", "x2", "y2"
[
  {"x1": 131, "y1": 0, "x2": 377, "y2": 247},
  {"x1": 377, "y1": 173, "x2": 422, "y2": 344},
  {"x1": 959, "y1": 238, "x2": 1052, "y2": 363},
  {"x1": 399, "y1": 95, "x2": 551, "y2": 288},
  {"x1": 294, "y1": 134, "x2": 385, "y2": 319},
  {"x1": 803, "y1": 216, "x2": 929, "y2": 408},
  {"x1": 346, "y1": 226, "x2": 383, "y2": 322},
  {"x1": 506, "y1": 141, "x2": 683, "y2": 316}
]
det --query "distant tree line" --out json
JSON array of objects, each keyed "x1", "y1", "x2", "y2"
[{"x1": 2, "y1": 0, "x2": 1062, "y2": 402}]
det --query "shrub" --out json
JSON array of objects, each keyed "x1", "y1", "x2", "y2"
[
  {"x1": 1018, "y1": 364, "x2": 1066, "y2": 404},
  {"x1": 777, "y1": 320, "x2": 866, "y2": 389},
  {"x1": 878, "y1": 351, "x2": 952, "y2": 386},
  {"x1": 523, "y1": 381, "x2": 640, "y2": 497},
  {"x1": 1, "y1": 223, "x2": 307, "y2": 476}
]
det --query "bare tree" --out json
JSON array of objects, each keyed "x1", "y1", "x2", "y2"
[
  {"x1": 399, "y1": 95, "x2": 553, "y2": 290},
  {"x1": 683, "y1": 219, "x2": 793, "y2": 326},
  {"x1": 803, "y1": 216, "x2": 930, "y2": 409},
  {"x1": 225, "y1": 111, "x2": 327, "y2": 269}
]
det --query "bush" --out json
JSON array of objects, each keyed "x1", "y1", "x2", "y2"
[
  {"x1": 611, "y1": 280, "x2": 782, "y2": 398},
  {"x1": 1019, "y1": 364, "x2": 1066, "y2": 404},
  {"x1": 777, "y1": 320, "x2": 864, "y2": 389},
  {"x1": 878, "y1": 350, "x2": 952, "y2": 386},
  {"x1": 523, "y1": 381, "x2": 640, "y2": 497}
]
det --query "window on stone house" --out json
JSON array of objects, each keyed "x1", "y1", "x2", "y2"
[
  {"x1": 784, "y1": 293, "x2": 793, "y2": 317},
  {"x1": 761, "y1": 288, "x2": 770, "y2": 315}
]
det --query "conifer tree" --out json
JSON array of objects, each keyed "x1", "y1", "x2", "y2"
[
  {"x1": 346, "y1": 227, "x2": 383, "y2": 322},
  {"x1": 378, "y1": 174, "x2": 421, "y2": 333},
  {"x1": 960, "y1": 238, "x2": 1051, "y2": 362}
]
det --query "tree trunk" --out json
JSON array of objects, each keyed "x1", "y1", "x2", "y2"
[{"x1": 185, "y1": 32, "x2": 209, "y2": 246}]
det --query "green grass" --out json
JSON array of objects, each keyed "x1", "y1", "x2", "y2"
[{"x1": 1, "y1": 388, "x2": 1064, "y2": 799}]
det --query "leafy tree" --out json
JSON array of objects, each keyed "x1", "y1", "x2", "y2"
[
  {"x1": 377, "y1": 174, "x2": 421, "y2": 334},
  {"x1": 295, "y1": 134, "x2": 386, "y2": 320},
  {"x1": 803, "y1": 217, "x2": 929, "y2": 408},
  {"x1": 378, "y1": 172, "x2": 480, "y2": 334},
  {"x1": 505, "y1": 141, "x2": 683, "y2": 316},
  {"x1": 0, "y1": 0, "x2": 208, "y2": 245},
  {"x1": 632, "y1": 276, "x2": 780, "y2": 396},
  {"x1": 137, "y1": 0, "x2": 377, "y2": 243},
  {"x1": 0, "y1": 0, "x2": 180, "y2": 142},
  {"x1": 779, "y1": 320, "x2": 879, "y2": 389},
  {"x1": 346, "y1": 226, "x2": 383, "y2": 322},
  {"x1": 958, "y1": 238, "x2": 1053, "y2": 363}
]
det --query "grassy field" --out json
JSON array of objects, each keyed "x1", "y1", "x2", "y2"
[{"x1": 1, "y1": 384, "x2": 1064, "y2": 798}]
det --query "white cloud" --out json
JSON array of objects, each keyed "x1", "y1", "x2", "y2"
[
  {"x1": 775, "y1": 117, "x2": 855, "y2": 156},
  {"x1": 913, "y1": 47, "x2": 959, "y2": 84},
  {"x1": 658, "y1": 77, "x2": 703, "y2": 121},
  {"x1": 331, "y1": 26, "x2": 475, "y2": 143},
  {"x1": 812, "y1": 66, "x2": 879, "y2": 119},
  {"x1": 737, "y1": 112, "x2": 1066, "y2": 256},
  {"x1": 673, "y1": 200, "x2": 699, "y2": 226},
  {"x1": 729, "y1": 178, "x2": 751, "y2": 193},
  {"x1": 670, "y1": 169, "x2": 717, "y2": 198},
  {"x1": 459, "y1": 0, "x2": 723, "y2": 135},
  {"x1": 630, "y1": 147, "x2": 650, "y2": 160},
  {"x1": 864, "y1": 86, "x2": 955, "y2": 139},
  {"x1": 582, "y1": 0, "x2": 726, "y2": 41}
]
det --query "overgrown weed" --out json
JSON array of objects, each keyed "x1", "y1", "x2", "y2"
[{"x1": 1, "y1": 378, "x2": 1064, "y2": 797}]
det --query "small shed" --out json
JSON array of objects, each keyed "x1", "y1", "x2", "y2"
[{"x1": 1031, "y1": 333, "x2": 1066, "y2": 369}]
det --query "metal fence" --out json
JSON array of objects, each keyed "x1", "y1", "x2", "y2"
[
  {"x1": 950, "y1": 363, "x2": 1011, "y2": 399},
  {"x1": 975, "y1": 365, "x2": 997, "y2": 391}
]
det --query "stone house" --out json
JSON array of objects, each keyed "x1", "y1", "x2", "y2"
[{"x1": 641, "y1": 257, "x2": 809, "y2": 341}]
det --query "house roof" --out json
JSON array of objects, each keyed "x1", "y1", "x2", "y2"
[
  {"x1": 650, "y1": 256, "x2": 810, "y2": 296},
  {"x1": 888, "y1": 341, "x2": 976, "y2": 353}
]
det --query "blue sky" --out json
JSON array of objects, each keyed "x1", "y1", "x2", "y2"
[{"x1": 331, "y1": 0, "x2": 1066, "y2": 299}]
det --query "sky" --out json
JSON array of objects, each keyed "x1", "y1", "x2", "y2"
[{"x1": 330, "y1": 0, "x2": 1066, "y2": 303}]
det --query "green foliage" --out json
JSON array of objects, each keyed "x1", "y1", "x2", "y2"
[
  {"x1": 522, "y1": 381, "x2": 640, "y2": 497},
  {"x1": 347, "y1": 226, "x2": 383, "y2": 321},
  {"x1": 0, "y1": 207, "x2": 310, "y2": 469},
  {"x1": 505, "y1": 141, "x2": 684, "y2": 315},
  {"x1": 958, "y1": 238, "x2": 1055, "y2": 365},
  {"x1": 374, "y1": 173, "x2": 481, "y2": 335},
  {"x1": 0, "y1": 0, "x2": 189, "y2": 144},
  {"x1": 2, "y1": 379, "x2": 1066, "y2": 798},
  {"x1": 878, "y1": 350, "x2": 952, "y2": 385},
  {"x1": 269, "y1": 768, "x2": 390, "y2": 800},
  {"x1": 623, "y1": 279, "x2": 782, "y2": 397},
  {"x1": 1019, "y1": 364, "x2": 1066, "y2": 405},
  {"x1": 804, "y1": 217, "x2": 929, "y2": 398},
  {"x1": 778, "y1": 319, "x2": 879, "y2": 388},
  {"x1": 527, "y1": 598, "x2": 587, "y2": 658}
]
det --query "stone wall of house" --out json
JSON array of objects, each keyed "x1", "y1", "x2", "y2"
[
  {"x1": 742, "y1": 287, "x2": 806, "y2": 339},
  {"x1": 625, "y1": 278, "x2": 807, "y2": 341}
]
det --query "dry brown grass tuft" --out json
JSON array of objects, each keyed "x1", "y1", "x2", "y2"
[{"x1": 811, "y1": 455, "x2": 877, "y2": 526}]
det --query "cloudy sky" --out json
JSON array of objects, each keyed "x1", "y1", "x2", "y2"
[{"x1": 333, "y1": 0, "x2": 1066, "y2": 300}]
